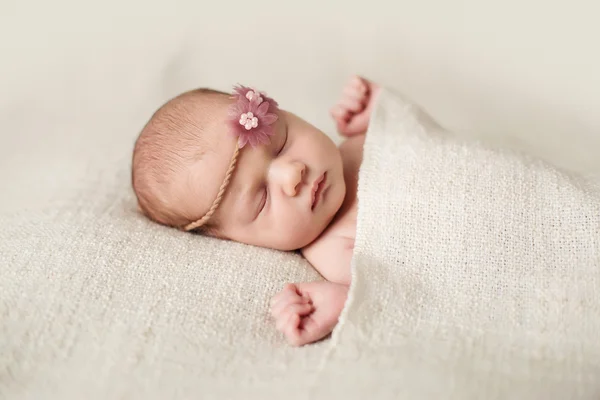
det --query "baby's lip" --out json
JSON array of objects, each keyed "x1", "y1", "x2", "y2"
[{"x1": 311, "y1": 172, "x2": 327, "y2": 211}]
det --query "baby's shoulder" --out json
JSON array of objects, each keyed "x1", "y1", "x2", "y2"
[
  {"x1": 301, "y1": 227, "x2": 354, "y2": 284},
  {"x1": 304, "y1": 221, "x2": 353, "y2": 252}
]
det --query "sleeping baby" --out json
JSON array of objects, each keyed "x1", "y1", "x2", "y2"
[{"x1": 132, "y1": 76, "x2": 381, "y2": 346}]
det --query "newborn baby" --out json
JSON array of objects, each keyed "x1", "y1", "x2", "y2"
[{"x1": 132, "y1": 76, "x2": 381, "y2": 346}]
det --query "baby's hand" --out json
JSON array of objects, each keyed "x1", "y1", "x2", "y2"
[
  {"x1": 270, "y1": 281, "x2": 349, "y2": 347},
  {"x1": 330, "y1": 75, "x2": 381, "y2": 137}
]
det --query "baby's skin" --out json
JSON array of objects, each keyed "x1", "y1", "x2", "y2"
[
  {"x1": 270, "y1": 77, "x2": 381, "y2": 346},
  {"x1": 132, "y1": 75, "x2": 380, "y2": 347}
]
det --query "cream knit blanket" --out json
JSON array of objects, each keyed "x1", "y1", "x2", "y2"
[{"x1": 314, "y1": 89, "x2": 600, "y2": 398}]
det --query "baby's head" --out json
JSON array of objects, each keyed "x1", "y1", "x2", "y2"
[{"x1": 132, "y1": 86, "x2": 345, "y2": 251}]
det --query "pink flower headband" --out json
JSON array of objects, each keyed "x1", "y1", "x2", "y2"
[{"x1": 183, "y1": 85, "x2": 280, "y2": 231}]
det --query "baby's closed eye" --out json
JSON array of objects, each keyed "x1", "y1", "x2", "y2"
[{"x1": 276, "y1": 123, "x2": 288, "y2": 155}]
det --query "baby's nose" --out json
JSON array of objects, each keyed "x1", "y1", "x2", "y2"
[{"x1": 281, "y1": 161, "x2": 306, "y2": 197}]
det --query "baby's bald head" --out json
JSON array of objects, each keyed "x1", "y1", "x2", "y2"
[{"x1": 132, "y1": 88, "x2": 231, "y2": 232}]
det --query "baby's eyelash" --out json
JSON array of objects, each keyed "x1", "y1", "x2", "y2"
[
  {"x1": 259, "y1": 187, "x2": 268, "y2": 214},
  {"x1": 258, "y1": 123, "x2": 287, "y2": 217},
  {"x1": 277, "y1": 125, "x2": 288, "y2": 155}
]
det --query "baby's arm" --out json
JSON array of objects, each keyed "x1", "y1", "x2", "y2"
[
  {"x1": 271, "y1": 237, "x2": 353, "y2": 346},
  {"x1": 270, "y1": 281, "x2": 348, "y2": 347},
  {"x1": 270, "y1": 77, "x2": 378, "y2": 346},
  {"x1": 330, "y1": 76, "x2": 381, "y2": 137}
]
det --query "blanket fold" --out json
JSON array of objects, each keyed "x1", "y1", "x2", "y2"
[{"x1": 316, "y1": 89, "x2": 600, "y2": 399}]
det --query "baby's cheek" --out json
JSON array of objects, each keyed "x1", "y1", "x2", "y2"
[{"x1": 275, "y1": 220, "x2": 322, "y2": 251}]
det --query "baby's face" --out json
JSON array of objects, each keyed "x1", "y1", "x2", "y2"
[{"x1": 203, "y1": 109, "x2": 346, "y2": 251}]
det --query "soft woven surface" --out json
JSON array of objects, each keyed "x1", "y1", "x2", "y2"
[
  {"x1": 2, "y1": 1, "x2": 600, "y2": 397},
  {"x1": 316, "y1": 89, "x2": 600, "y2": 399}
]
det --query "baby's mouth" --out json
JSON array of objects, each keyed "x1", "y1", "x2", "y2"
[{"x1": 311, "y1": 172, "x2": 327, "y2": 211}]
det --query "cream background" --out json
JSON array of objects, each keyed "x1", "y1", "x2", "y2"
[{"x1": 2, "y1": 0, "x2": 600, "y2": 182}]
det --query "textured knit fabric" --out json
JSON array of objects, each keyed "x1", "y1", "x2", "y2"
[{"x1": 316, "y1": 89, "x2": 600, "y2": 399}]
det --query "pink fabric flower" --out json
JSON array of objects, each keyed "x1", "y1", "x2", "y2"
[{"x1": 228, "y1": 85, "x2": 279, "y2": 148}]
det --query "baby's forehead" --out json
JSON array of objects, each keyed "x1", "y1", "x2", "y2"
[
  {"x1": 184, "y1": 112, "x2": 238, "y2": 187},
  {"x1": 178, "y1": 95, "x2": 234, "y2": 149}
]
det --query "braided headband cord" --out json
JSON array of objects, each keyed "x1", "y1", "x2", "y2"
[
  {"x1": 182, "y1": 84, "x2": 278, "y2": 232},
  {"x1": 182, "y1": 143, "x2": 241, "y2": 231}
]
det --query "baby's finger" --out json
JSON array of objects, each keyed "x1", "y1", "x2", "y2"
[
  {"x1": 343, "y1": 85, "x2": 367, "y2": 103},
  {"x1": 276, "y1": 309, "x2": 297, "y2": 333},
  {"x1": 286, "y1": 315, "x2": 326, "y2": 347},
  {"x1": 336, "y1": 118, "x2": 357, "y2": 137},
  {"x1": 269, "y1": 292, "x2": 287, "y2": 311},
  {"x1": 296, "y1": 315, "x2": 327, "y2": 346},
  {"x1": 350, "y1": 75, "x2": 367, "y2": 90},
  {"x1": 275, "y1": 303, "x2": 313, "y2": 332},
  {"x1": 270, "y1": 293, "x2": 308, "y2": 317},
  {"x1": 284, "y1": 314, "x2": 304, "y2": 346},
  {"x1": 270, "y1": 283, "x2": 299, "y2": 307},
  {"x1": 339, "y1": 96, "x2": 364, "y2": 113},
  {"x1": 282, "y1": 283, "x2": 299, "y2": 294},
  {"x1": 284, "y1": 314, "x2": 305, "y2": 346},
  {"x1": 330, "y1": 105, "x2": 350, "y2": 121}
]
